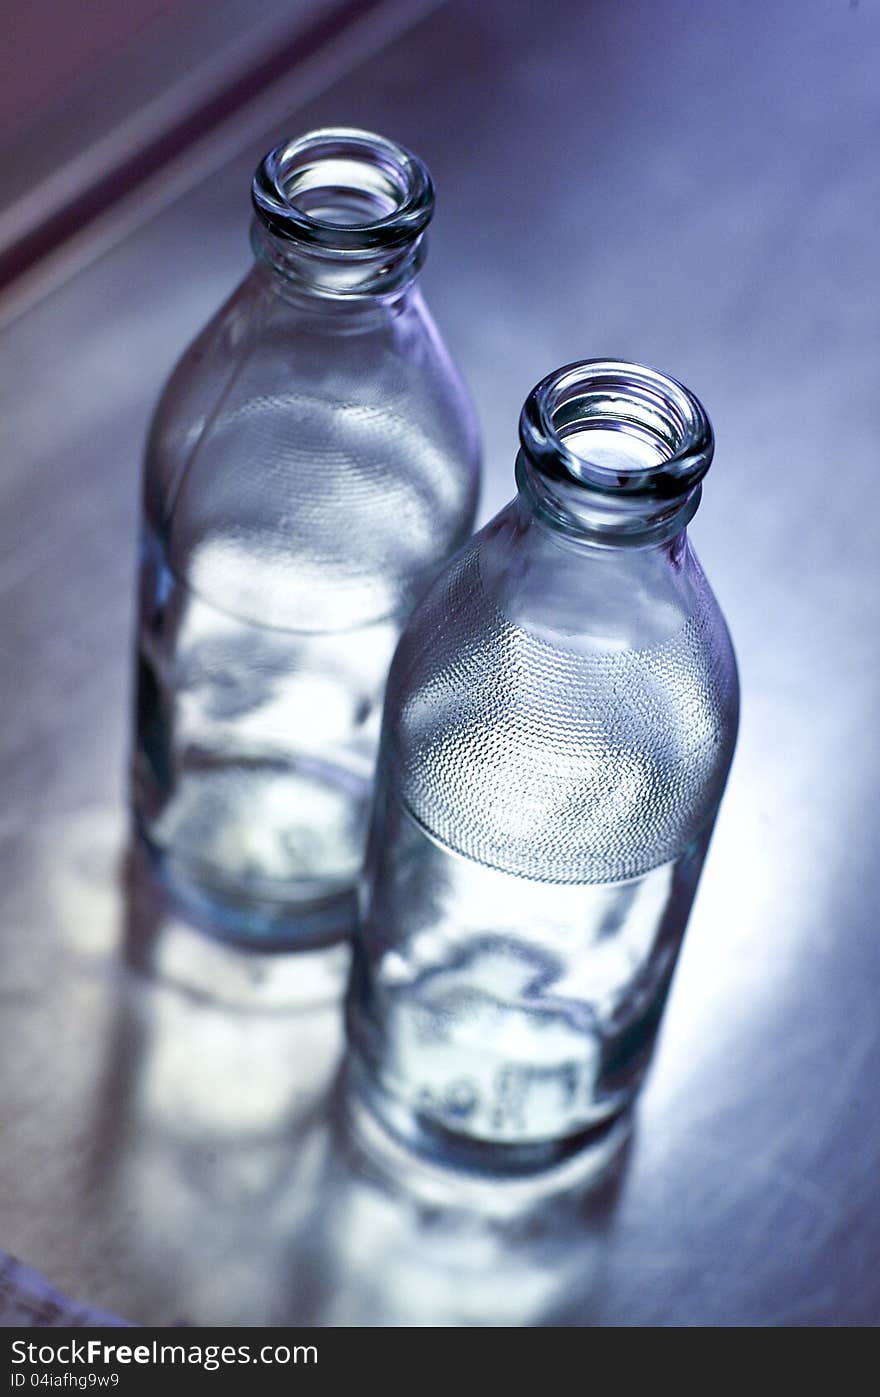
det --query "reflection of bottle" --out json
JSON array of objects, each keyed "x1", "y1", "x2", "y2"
[
  {"x1": 83, "y1": 850, "x2": 347, "y2": 1325},
  {"x1": 132, "y1": 128, "x2": 480, "y2": 948},
  {"x1": 285, "y1": 1085, "x2": 627, "y2": 1326},
  {"x1": 349, "y1": 360, "x2": 739, "y2": 1171}
]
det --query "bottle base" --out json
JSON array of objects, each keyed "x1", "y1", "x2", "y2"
[
  {"x1": 344, "y1": 1048, "x2": 633, "y2": 1182},
  {"x1": 135, "y1": 824, "x2": 356, "y2": 951}
]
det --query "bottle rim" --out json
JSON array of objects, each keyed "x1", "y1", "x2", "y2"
[
  {"x1": 519, "y1": 359, "x2": 714, "y2": 502},
  {"x1": 252, "y1": 127, "x2": 434, "y2": 253}
]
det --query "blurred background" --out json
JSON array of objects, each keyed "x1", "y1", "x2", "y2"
[{"x1": 0, "y1": 0, "x2": 878, "y2": 1326}]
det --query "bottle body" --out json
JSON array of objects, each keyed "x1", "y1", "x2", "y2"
[
  {"x1": 347, "y1": 362, "x2": 738, "y2": 1169},
  {"x1": 132, "y1": 131, "x2": 480, "y2": 946}
]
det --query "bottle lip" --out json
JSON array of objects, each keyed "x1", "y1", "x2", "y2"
[
  {"x1": 251, "y1": 127, "x2": 434, "y2": 254},
  {"x1": 518, "y1": 359, "x2": 714, "y2": 501}
]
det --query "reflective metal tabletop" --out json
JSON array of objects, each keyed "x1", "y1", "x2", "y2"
[{"x1": 1, "y1": 0, "x2": 878, "y2": 1326}]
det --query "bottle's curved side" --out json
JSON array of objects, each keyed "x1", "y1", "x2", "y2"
[{"x1": 141, "y1": 271, "x2": 268, "y2": 536}]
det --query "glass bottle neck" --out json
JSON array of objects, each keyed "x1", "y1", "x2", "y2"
[
  {"x1": 515, "y1": 448, "x2": 701, "y2": 549},
  {"x1": 515, "y1": 359, "x2": 714, "y2": 549},
  {"x1": 250, "y1": 127, "x2": 433, "y2": 306},
  {"x1": 250, "y1": 218, "x2": 426, "y2": 305},
  {"x1": 511, "y1": 489, "x2": 691, "y2": 564}
]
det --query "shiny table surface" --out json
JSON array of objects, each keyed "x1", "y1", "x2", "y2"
[{"x1": 1, "y1": 0, "x2": 879, "y2": 1326}]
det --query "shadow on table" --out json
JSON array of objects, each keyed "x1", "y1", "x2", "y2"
[
  {"x1": 83, "y1": 834, "x2": 630, "y2": 1325},
  {"x1": 285, "y1": 1072, "x2": 632, "y2": 1326}
]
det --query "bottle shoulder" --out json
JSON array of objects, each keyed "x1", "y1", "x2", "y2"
[
  {"x1": 141, "y1": 273, "x2": 480, "y2": 631},
  {"x1": 392, "y1": 508, "x2": 738, "y2": 681},
  {"x1": 384, "y1": 510, "x2": 739, "y2": 883}
]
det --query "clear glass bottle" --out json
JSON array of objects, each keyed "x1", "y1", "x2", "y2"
[
  {"x1": 347, "y1": 359, "x2": 739, "y2": 1171},
  {"x1": 132, "y1": 129, "x2": 480, "y2": 947}
]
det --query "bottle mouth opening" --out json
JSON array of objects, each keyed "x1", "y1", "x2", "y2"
[
  {"x1": 519, "y1": 359, "x2": 714, "y2": 499},
  {"x1": 252, "y1": 127, "x2": 434, "y2": 253}
]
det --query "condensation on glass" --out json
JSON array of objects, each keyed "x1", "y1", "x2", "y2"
[
  {"x1": 131, "y1": 128, "x2": 481, "y2": 947},
  {"x1": 348, "y1": 359, "x2": 739, "y2": 1172}
]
